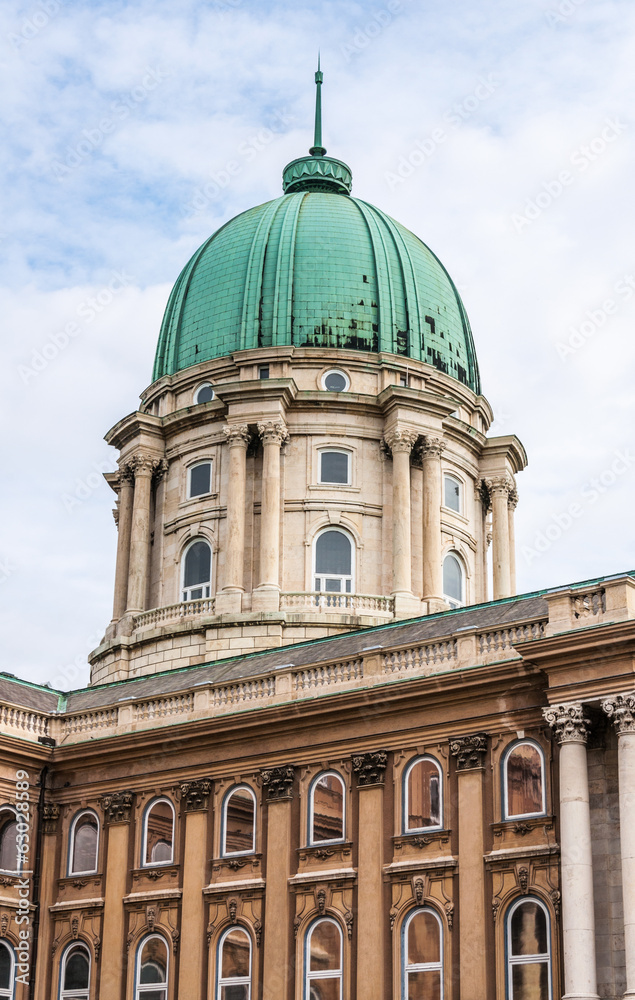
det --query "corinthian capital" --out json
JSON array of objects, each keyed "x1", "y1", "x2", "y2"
[
  {"x1": 223, "y1": 424, "x2": 250, "y2": 448},
  {"x1": 542, "y1": 702, "x2": 590, "y2": 744},
  {"x1": 449, "y1": 733, "x2": 488, "y2": 770},
  {"x1": 486, "y1": 475, "x2": 514, "y2": 498},
  {"x1": 420, "y1": 436, "x2": 446, "y2": 459},
  {"x1": 383, "y1": 428, "x2": 419, "y2": 454},
  {"x1": 602, "y1": 692, "x2": 635, "y2": 734},
  {"x1": 257, "y1": 421, "x2": 289, "y2": 446},
  {"x1": 131, "y1": 454, "x2": 162, "y2": 477}
]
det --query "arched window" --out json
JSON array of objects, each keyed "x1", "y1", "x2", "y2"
[
  {"x1": 305, "y1": 919, "x2": 343, "y2": 1000},
  {"x1": 506, "y1": 898, "x2": 552, "y2": 1000},
  {"x1": 182, "y1": 539, "x2": 212, "y2": 602},
  {"x1": 443, "y1": 474, "x2": 462, "y2": 513},
  {"x1": 504, "y1": 742, "x2": 546, "y2": 820},
  {"x1": 318, "y1": 449, "x2": 351, "y2": 486},
  {"x1": 442, "y1": 553, "x2": 464, "y2": 608},
  {"x1": 135, "y1": 935, "x2": 169, "y2": 999},
  {"x1": 142, "y1": 799, "x2": 174, "y2": 866},
  {"x1": 402, "y1": 908, "x2": 443, "y2": 1000},
  {"x1": 309, "y1": 772, "x2": 345, "y2": 845},
  {"x1": 60, "y1": 943, "x2": 90, "y2": 1000},
  {"x1": 194, "y1": 382, "x2": 215, "y2": 405},
  {"x1": 188, "y1": 461, "x2": 212, "y2": 499},
  {"x1": 314, "y1": 529, "x2": 354, "y2": 594},
  {"x1": 222, "y1": 786, "x2": 256, "y2": 857},
  {"x1": 0, "y1": 942, "x2": 14, "y2": 1000},
  {"x1": 403, "y1": 757, "x2": 442, "y2": 833},
  {"x1": 216, "y1": 926, "x2": 252, "y2": 999},
  {"x1": 69, "y1": 811, "x2": 99, "y2": 875},
  {"x1": 0, "y1": 812, "x2": 18, "y2": 873}
]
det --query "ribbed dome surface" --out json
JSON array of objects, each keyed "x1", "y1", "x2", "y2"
[{"x1": 153, "y1": 192, "x2": 480, "y2": 393}]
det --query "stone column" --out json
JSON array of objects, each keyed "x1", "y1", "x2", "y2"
[
  {"x1": 352, "y1": 751, "x2": 387, "y2": 1000},
  {"x1": 488, "y1": 476, "x2": 512, "y2": 600},
  {"x1": 99, "y1": 791, "x2": 134, "y2": 1000},
  {"x1": 217, "y1": 425, "x2": 250, "y2": 615},
  {"x1": 421, "y1": 437, "x2": 445, "y2": 609},
  {"x1": 603, "y1": 693, "x2": 635, "y2": 999},
  {"x1": 178, "y1": 779, "x2": 211, "y2": 1000},
  {"x1": 508, "y1": 486, "x2": 518, "y2": 596},
  {"x1": 543, "y1": 703, "x2": 599, "y2": 1000},
  {"x1": 384, "y1": 429, "x2": 418, "y2": 611},
  {"x1": 450, "y1": 734, "x2": 489, "y2": 1000},
  {"x1": 260, "y1": 767, "x2": 295, "y2": 1000},
  {"x1": 474, "y1": 481, "x2": 489, "y2": 604},
  {"x1": 125, "y1": 456, "x2": 160, "y2": 614},
  {"x1": 253, "y1": 421, "x2": 288, "y2": 612},
  {"x1": 33, "y1": 804, "x2": 60, "y2": 999},
  {"x1": 112, "y1": 465, "x2": 134, "y2": 620}
]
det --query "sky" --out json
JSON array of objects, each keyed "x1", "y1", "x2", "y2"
[{"x1": 0, "y1": 0, "x2": 634, "y2": 689}]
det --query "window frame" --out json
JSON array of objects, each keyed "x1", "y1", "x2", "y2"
[
  {"x1": 502, "y1": 740, "x2": 546, "y2": 821},
  {"x1": 320, "y1": 369, "x2": 350, "y2": 393},
  {"x1": 0, "y1": 809, "x2": 20, "y2": 875},
  {"x1": 318, "y1": 448, "x2": 352, "y2": 487},
  {"x1": 194, "y1": 382, "x2": 215, "y2": 405},
  {"x1": 68, "y1": 809, "x2": 100, "y2": 876},
  {"x1": 0, "y1": 940, "x2": 15, "y2": 1000},
  {"x1": 505, "y1": 897, "x2": 552, "y2": 1000},
  {"x1": 308, "y1": 771, "x2": 346, "y2": 847},
  {"x1": 443, "y1": 473, "x2": 463, "y2": 514},
  {"x1": 141, "y1": 798, "x2": 175, "y2": 869},
  {"x1": 401, "y1": 907, "x2": 444, "y2": 1000},
  {"x1": 442, "y1": 551, "x2": 465, "y2": 609},
  {"x1": 403, "y1": 756, "x2": 443, "y2": 834},
  {"x1": 216, "y1": 925, "x2": 252, "y2": 1000},
  {"x1": 304, "y1": 917, "x2": 343, "y2": 1000},
  {"x1": 187, "y1": 460, "x2": 213, "y2": 500},
  {"x1": 135, "y1": 933, "x2": 169, "y2": 999},
  {"x1": 181, "y1": 537, "x2": 212, "y2": 603},
  {"x1": 60, "y1": 942, "x2": 91, "y2": 1000},
  {"x1": 221, "y1": 785, "x2": 257, "y2": 858},
  {"x1": 313, "y1": 527, "x2": 355, "y2": 596}
]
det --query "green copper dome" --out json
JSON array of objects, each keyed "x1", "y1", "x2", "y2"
[{"x1": 153, "y1": 192, "x2": 480, "y2": 392}]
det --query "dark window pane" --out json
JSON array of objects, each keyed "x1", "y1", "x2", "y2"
[
  {"x1": 64, "y1": 950, "x2": 89, "y2": 989},
  {"x1": 184, "y1": 541, "x2": 211, "y2": 587},
  {"x1": 145, "y1": 803, "x2": 173, "y2": 865},
  {"x1": 190, "y1": 463, "x2": 211, "y2": 497},
  {"x1": 72, "y1": 817, "x2": 98, "y2": 872},
  {"x1": 511, "y1": 961, "x2": 549, "y2": 1000},
  {"x1": 220, "y1": 986, "x2": 249, "y2": 1000},
  {"x1": 407, "y1": 910, "x2": 441, "y2": 965},
  {"x1": 309, "y1": 920, "x2": 341, "y2": 971},
  {"x1": 507, "y1": 744, "x2": 543, "y2": 816},
  {"x1": 312, "y1": 776, "x2": 344, "y2": 843},
  {"x1": 324, "y1": 371, "x2": 347, "y2": 392},
  {"x1": 140, "y1": 937, "x2": 167, "y2": 983},
  {"x1": 225, "y1": 789, "x2": 255, "y2": 854},
  {"x1": 0, "y1": 820, "x2": 18, "y2": 872},
  {"x1": 320, "y1": 452, "x2": 349, "y2": 484},
  {"x1": 324, "y1": 579, "x2": 342, "y2": 592},
  {"x1": 221, "y1": 929, "x2": 251, "y2": 979},
  {"x1": 511, "y1": 902, "x2": 548, "y2": 956},
  {"x1": 0, "y1": 944, "x2": 11, "y2": 989},
  {"x1": 137, "y1": 992, "x2": 166, "y2": 1000},
  {"x1": 407, "y1": 969, "x2": 441, "y2": 1000},
  {"x1": 444, "y1": 477, "x2": 461, "y2": 511},
  {"x1": 196, "y1": 384, "x2": 214, "y2": 403},
  {"x1": 315, "y1": 532, "x2": 351, "y2": 576},
  {"x1": 259, "y1": 366, "x2": 270, "y2": 380},
  {"x1": 307, "y1": 978, "x2": 340, "y2": 1000},
  {"x1": 407, "y1": 760, "x2": 441, "y2": 829},
  {"x1": 443, "y1": 555, "x2": 462, "y2": 602}
]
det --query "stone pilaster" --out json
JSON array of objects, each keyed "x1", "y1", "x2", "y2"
[
  {"x1": 33, "y1": 803, "x2": 60, "y2": 998},
  {"x1": 475, "y1": 480, "x2": 489, "y2": 604},
  {"x1": 112, "y1": 464, "x2": 135, "y2": 620},
  {"x1": 384, "y1": 429, "x2": 419, "y2": 615},
  {"x1": 353, "y1": 751, "x2": 387, "y2": 999},
  {"x1": 487, "y1": 475, "x2": 513, "y2": 600},
  {"x1": 603, "y1": 693, "x2": 635, "y2": 999},
  {"x1": 178, "y1": 779, "x2": 212, "y2": 1000},
  {"x1": 125, "y1": 455, "x2": 163, "y2": 614},
  {"x1": 217, "y1": 424, "x2": 250, "y2": 615},
  {"x1": 100, "y1": 791, "x2": 134, "y2": 1000},
  {"x1": 253, "y1": 421, "x2": 288, "y2": 612},
  {"x1": 543, "y1": 703, "x2": 599, "y2": 1000},
  {"x1": 260, "y1": 766, "x2": 295, "y2": 1000},
  {"x1": 421, "y1": 437, "x2": 445, "y2": 610}
]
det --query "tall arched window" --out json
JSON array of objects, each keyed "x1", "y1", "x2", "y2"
[
  {"x1": 309, "y1": 772, "x2": 345, "y2": 845},
  {"x1": 503, "y1": 742, "x2": 546, "y2": 820},
  {"x1": 142, "y1": 799, "x2": 174, "y2": 866},
  {"x1": 0, "y1": 942, "x2": 14, "y2": 1000},
  {"x1": 0, "y1": 812, "x2": 18, "y2": 873},
  {"x1": 443, "y1": 474, "x2": 462, "y2": 513},
  {"x1": 442, "y1": 552, "x2": 464, "y2": 608},
  {"x1": 135, "y1": 935, "x2": 169, "y2": 1000},
  {"x1": 60, "y1": 943, "x2": 90, "y2": 1000},
  {"x1": 182, "y1": 539, "x2": 212, "y2": 602},
  {"x1": 222, "y1": 786, "x2": 256, "y2": 857},
  {"x1": 305, "y1": 919, "x2": 343, "y2": 1000},
  {"x1": 403, "y1": 757, "x2": 442, "y2": 833},
  {"x1": 314, "y1": 529, "x2": 354, "y2": 594},
  {"x1": 216, "y1": 927, "x2": 252, "y2": 999},
  {"x1": 506, "y1": 898, "x2": 552, "y2": 1000},
  {"x1": 402, "y1": 908, "x2": 443, "y2": 1000},
  {"x1": 69, "y1": 810, "x2": 99, "y2": 875}
]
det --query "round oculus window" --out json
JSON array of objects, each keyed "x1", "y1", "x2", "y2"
[
  {"x1": 322, "y1": 370, "x2": 349, "y2": 392},
  {"x1": 195, "y1": 383, "x2": 215, "y2": 404}
]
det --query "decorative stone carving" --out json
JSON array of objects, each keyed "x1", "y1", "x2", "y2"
[
  {"x1": 223, "y1": 424, "x2": 250, "y2": 448},
  {"x1": 42, "y1": 802, "x2": 60, "y2": 835},
  {"x1": 551, "y1": 889, "x2": 561, "y2": 918},
  {"x1": 147, "y1": 906, "x2": 156, "y2": 931},
  {"x1": 260, "y1": 765, "x2": 295, "y2": 800},
  {"x1": 257, "y1": 421, "x2": 289, "y2": 447},
  {"x1": 152, "y1": 458, "x2": 169, "y2": 485},
  {"x1": 517, "y1": 866, "x2": 529, "y2": 894},
  {"x1": 508, "y1": 486, "x2": 519, "y2": 510},
  {"x1": 345, "y1": 909, "x2": 354, "y2": 940},
  {"x1": 71, "y1": 915, "x2": 79, "y2": 939},
  {"x1": 449, "y1": 733, "x2": 488, "y2": 770},
  {"x1": 180, "y1": 778, "x2": 212, "y2": 811},
  {"x1": 383, "y1": 428, "x2": 419, "y2": 455},
  {"x1": 542, "y1": 702, "x2": 590, "y2": 744},
  {"x1": 0, "y1": 915, "x2": 7, "y2": 936},
  {"x1": 413, "y1": 878, "x2": 425, "y2": 905},
  {"x1": 486, "y1": 475, "x2": 513, "y2": 497},
  {"x1": 476, "y1": 478, "x2": 491, "y2": 511},
  {"x1": 603, "y1": 692, "x2": 635, "y2": 733},
  {"x1": 445, "y1": 902, "x2": 454, "y2": 929},
  {"x1": 101, "y1": 790, "x2": 134, "y2": 824},
  {"x1": 228, "y1": 899, "x2": 238, "y2": 925},
  {"x1": 119, "y1": 460, "x2": 136, "y2": 484},
  {"x1": 420, "y1": 436, "x2": 446, "y2": 459},
  {"x1": 316, "y1": 888, "x2": 327, "y2": 915},
  {"x1": 254, "y1": 919, "x2": 262, "y2": 947},
  {"x1": 131, "y1": 454, "x2": 162, "y2": 478},
  {"x1": 352, "y1": 750, "x2": 388, "y2": 786}
]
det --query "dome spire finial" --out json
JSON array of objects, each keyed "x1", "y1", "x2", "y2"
[{"x1": 310, "y1": 54, "x2": 327, "y2": 157}]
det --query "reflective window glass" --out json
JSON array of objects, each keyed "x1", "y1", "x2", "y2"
[
  {"x1": 507, "y1": 900, "x2": 551, "y2": 1000},
  {"x1": 442, "y1": 554, "x2": 463, "y2": 606},
  {"x1": 506, "y1": 743, "x2": 545, "y2": 818},
  {"x1": 217, "y1": 927, "x2": 251, "y2": 1000},
  {"x1": 306, "y1": 920, "x2": 342, "y2": 1000},
  {"x1": 223, "y1": 788, "x2": 255, "y2": 855},
  {"x1": 137, "y1": 935, "x2": 168, "y2": 999},
  {"x1": 319, "y1": 452, "x2": 350, "y2": 485},
  {"x1": 0, "y1": 817, "x2": 18, "y2": 872},
  {"x1": 0, "y1": 943, "x2": 12, "y2": 992},
  {"x1": 183, "y1": 540, "x2": 212, "y2": 601},
  {"x1": 444, "y1": 475, "x2": 461, "y2": 512},
  {"x1": 189, "y1": 462, "x2": 211, "y2": 498},
  {"x1": 311, "y1": 774, "x2": 344, "y2": 844},
  {"x1": 403, "y1": 909, "x2": 443, "y2": 1000},
  {"x1": 70, "y1": 813, "x2": 98, "y2": 874},
  {"x1": 195, "y1": 383, "x2": 214, "y2": 404},
  {"x1": 406, "y1": 759, "x2": 442, "y2": 831},
  {"x1": 64, "y1": 949, "x2": 89, "y2": 989},
  {"x1": 323, "y1": 370, "x2": 348, "y2": 392},
  {"x1": 144, "y1": 801, "x2": 173, "y2": 866}
]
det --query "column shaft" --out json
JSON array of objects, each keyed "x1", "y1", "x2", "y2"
[
  {"x1": 490, "y1": 478, "x2": 512, "y2": 600},
  {"x1": 33, "y1": 811, "x2": 59, "y2": 999},
  {"x1": 125, "y1": 459, "x2": 155, "y2": 613},
  {"x1": 262, "y1": 798, "x2": 293, "y2": 1000},
  {"x1": 178, "y1": 794, "x2": 209, "y2": 1000},
  {"x1": 392, "y1": 446, "x2": 413, "y2": 595},
  {"x1": 113, "y1": 472, "x2": 134, "y2": 619},
  {"x1": 259, "y1": 437, "x2": 282, "y2": 588},
  {"x1": 223, "y1": 428, "x2": 249, "y2": 592},
  {"x1": 100, "y1": 822, "x2": 130, "y2": 999},
  {"x1": 508, "y1": 490, "x2": 518, "y2": 596},
  {"x1": 354, "y1": 760, "x2": 386, "y2": 1000},
  {"x1": 421, "y1": 439, "x2": 444, "y2": 601}
]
